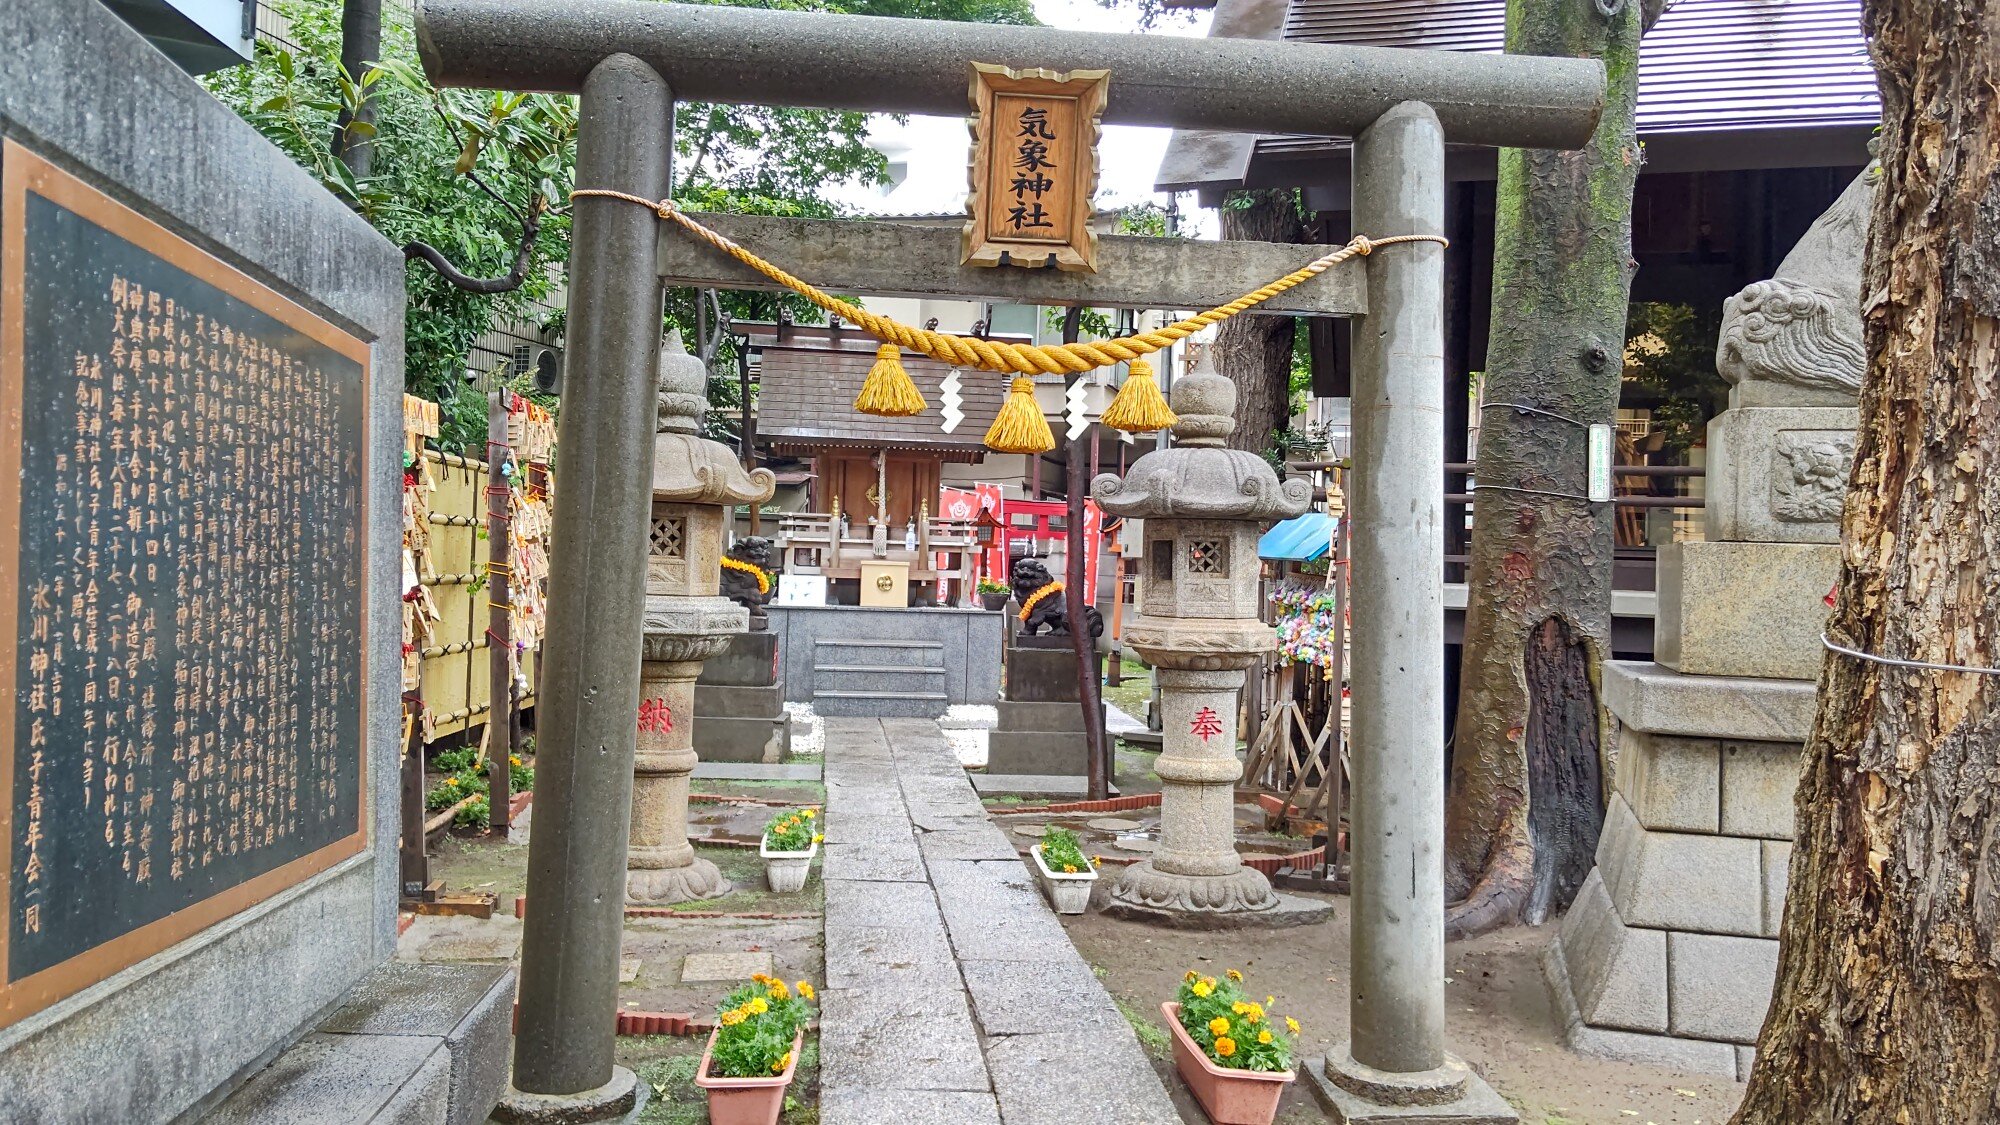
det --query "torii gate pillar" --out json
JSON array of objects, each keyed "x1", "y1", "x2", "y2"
[
  {"x1": 1305, "y1": 103, "x2": 1514, "y2": 1123},
  {"x1": 494, "y1": 53, "x2": 669, "y2": 1123}
]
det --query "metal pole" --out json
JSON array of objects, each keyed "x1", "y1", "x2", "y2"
[
  {"x1": 505, "y1": 53, "x2": 669, "y2": 1114},
  {"x1": 1344, "y1": 101, "x2": 1446, "y2": 1076},
  {"x1": 486, "y1": 389, "x2": 513, "y2": 837},
  {"x1": 1059, "y1": 308, "x2": 1108, "y2": 802}
]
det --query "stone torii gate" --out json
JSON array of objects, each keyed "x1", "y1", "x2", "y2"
[{"x1": 416, "y1": 2, "x2": 1602, "y2": 1120}]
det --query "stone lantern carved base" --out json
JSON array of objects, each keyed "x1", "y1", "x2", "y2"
[
  {"x1": 1110, "y1": 860, "x2": 1278, "y2": 914},
  {"x1": 627, "y1": 856, "x2": 731, "y2": 905}
]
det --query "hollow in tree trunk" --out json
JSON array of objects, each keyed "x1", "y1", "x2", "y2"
[
  {"x1": 1442, "y1": 0, "x2": 1654, "y2": 935},
  {"x1": 1212, "y1": 190, "x2": 1305, "y2": 455},
  {"x1": 1732, "y1": 0, "x2": 2000, "y2": 1117}
]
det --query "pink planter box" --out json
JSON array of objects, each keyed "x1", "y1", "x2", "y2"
[
  {"x1": 1162, "y1": 1002, "x2": 1295, "y2": 1125},
  {"x1": 694, "y1": 1026, "x2": 806, "y2": 1125}
]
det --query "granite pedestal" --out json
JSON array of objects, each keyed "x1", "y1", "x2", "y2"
[
  {"x1": 987, "y1": 633, "x2": 1106, "y2": 777},
  {"x1": 694, "y1": 630, "x2": 793, "y2": 763}
]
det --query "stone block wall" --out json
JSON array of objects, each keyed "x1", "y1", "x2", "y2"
[{"x1": 1546, "y1": 666, "x2": 1804, "y2": 1081}]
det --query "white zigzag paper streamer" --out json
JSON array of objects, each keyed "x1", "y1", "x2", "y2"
[
  {"x1": 1065, "y1": 379, "x2": 1090, "y2": 441},
  {"x1": 939, "y1": 369, "x2": 964, "y2": 433}
]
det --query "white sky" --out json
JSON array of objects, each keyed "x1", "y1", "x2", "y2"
[{"x1": 826, "y1": 0, "x2": 1219, "y2": 238}]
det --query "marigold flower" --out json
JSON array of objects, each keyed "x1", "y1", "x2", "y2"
[
  {"x1": 797, "y1": 981, "x2": 815, "y2": 1001},
  {"x1": 747, "y1": 997, "x2": 769, "y2": 1014},
  {"x1": 772, "y1": 1051, "x2": 792, "y2": 1074},
  {"x1": 1265, "y1": 995, "x2": 1274, "y2": 1006},
  {"x1": 1063, "y1": 863, "x2": 1078, "y2": 873},
  {"x1": 1184, "y1": 970, "x2": 1198, "y2": 982},
  {"x1": 769, "y1": 981, "x2": 790, "y2": 1000},
  {"x1": 720, "y1": 1009, "x2": 746, "y2": 1027},
  {"x1": 1226, "y1": 968, "x2": 1244, "y2": 982},
  {"x1": 1208, "y1": 1017, "x2": 1231, "y2": 1037},
  {"x1": 1258, "y1": 1030, "x2": 1273, "y2": 1045},
  {"x1": 1214, "y1": 1037, "x2": 1237, "y2": 1058},
  {"x1": 1285, "y1": 1016, "x2": 1301, "y2": 1034},
  {"x1": 1191, "y1": 981, "x2": 1213, "y2": 998},
  {"x1": 803, "y1": 809, "x2": 815, "y2": 819},
  {"x1": 1232, "y1": 1002, "x2": 1250, "y2": 1016},
  {"x1": 751, "y1": 973, "x2": 770, "y2": 984},
  {"x1": 813, "y1": 834, "x2": 823, "y2": 844}
]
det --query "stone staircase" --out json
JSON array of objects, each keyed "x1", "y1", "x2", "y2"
[{"x1": 810, "y1": 637, "x2": 950, "y2": 717}]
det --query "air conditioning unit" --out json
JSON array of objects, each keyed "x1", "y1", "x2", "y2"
[{"x1": 531, "y1": 349, "x2": 562, "y2": 397}]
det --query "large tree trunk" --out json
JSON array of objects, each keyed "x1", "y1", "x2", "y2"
[
  {"x1": 1213, "y1": 190, "x2": 1305, "y2": 455},
  {"x1": 1442, "y1": 0, "x2": 1650, "y2": 935},
  {"x1": 1732, "y1": 0, "x2": 2000, "y2": 1118}
]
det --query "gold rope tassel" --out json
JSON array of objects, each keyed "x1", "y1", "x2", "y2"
[
  {"x1": 1097, "y1": 358, "x2": 1176, "y2": 433},
  {"x1": 854, "y1": 342, "x2": 927, "y2": 417},
  {"x1": 984, "y1": 375, "x2": 1055, "y2": 454}
]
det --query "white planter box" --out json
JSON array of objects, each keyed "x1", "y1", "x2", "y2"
[
  {"x1": 760, "y1": 836, "x2": 819, "y2": 893},
  {"x1": 1031, "y1": 844, "x2": 1098, "y2": 914}
]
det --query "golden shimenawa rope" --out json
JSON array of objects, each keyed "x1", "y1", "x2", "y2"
[{"x1": 571, "y1": 190, "x2": 1446, "y2": 377}]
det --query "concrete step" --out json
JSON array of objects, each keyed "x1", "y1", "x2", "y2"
[
  {"x1": 814, "y1": 663, "x2": 947, "y2": 675},
  {"x1": 209, "y1": 963, "x2": 513, "y2": 1125},
  {"x1": 813, "y1": 689, "x2": 951, "y2": 718},
  {"x1": 815, "y1": 667, "x2": 946, "y2": 694},
  {"x1": 813, "y1": 638, "x2": 946, "y2": 668}
]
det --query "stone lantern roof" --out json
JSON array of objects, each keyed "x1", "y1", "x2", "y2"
[
  {"x1": 1091, "y1": 353, "x2": 1312, "y2": 522},
  {"x1": 652, "y1": 330, "x2": 777, "y2": 506}
]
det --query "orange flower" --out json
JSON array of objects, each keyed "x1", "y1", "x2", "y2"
[{"x1": 1214, "y1": 1037, "x2": 1237, "y2": 1058}]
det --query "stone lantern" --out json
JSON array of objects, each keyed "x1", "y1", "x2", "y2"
[
  {"x1": 1091, "y1": 353, "x2": 1311, "y2": 919},
  {"x1": 628, "y1": 332, "x2": 776, "y2": 903}
]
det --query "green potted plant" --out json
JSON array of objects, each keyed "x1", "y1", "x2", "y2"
[
  {"x1": 1029, "y1": 826, "x2": 1100, "y2": 914},
  {"x1": 760, "y1": 808, "x2": 821, "y2": 893},
  {"x1": 977, "y1": 576, "x2": 1012, "y2": 611},
  {"x1": 1164, "y1": 968, "x2": 1299, "y2": 1125},
  {"x1": 695, "y1": 975, "x2": 818, "y2": 1125}
]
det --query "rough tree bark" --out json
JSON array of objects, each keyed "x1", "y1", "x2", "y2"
[
  {"x1": 1442, "y1": 0, "x2": 1658, "y2": 935},
  {"x1": 1732, "y1": 0, "x2": 2000, "y2": 1118},
  {"x1": 1213, "y1": 190, "x2": 1306, "y2": 455}
]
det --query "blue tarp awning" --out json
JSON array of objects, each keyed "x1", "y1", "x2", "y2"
[{"x1": 1258, "y1": 512, "x2": 1335, "y2": 562}]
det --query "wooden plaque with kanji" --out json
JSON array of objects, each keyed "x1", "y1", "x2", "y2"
[{"x1": 962, "y1": 63, "x2": 1108, "y2": 273}]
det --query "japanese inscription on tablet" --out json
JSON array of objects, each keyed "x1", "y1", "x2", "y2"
[{"x1": 0, "y1": 140, "x2": 368, "y2": 1028}]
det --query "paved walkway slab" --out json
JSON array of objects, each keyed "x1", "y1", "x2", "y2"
[{"x1": 818, "y1": 717, "x2": 1181, "y2": 1125}]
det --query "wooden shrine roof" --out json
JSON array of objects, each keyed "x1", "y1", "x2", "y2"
[{"x1": 752, "y1": 327, "x2": 1015, "y2": 460}]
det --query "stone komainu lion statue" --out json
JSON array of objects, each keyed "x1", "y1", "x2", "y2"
[
  {"x1": 720, "y1": 536, "x2": 775, "y2": 611},
  {"x1": 1010, "y1": 557, "x2": 1103, "y2": 638}
]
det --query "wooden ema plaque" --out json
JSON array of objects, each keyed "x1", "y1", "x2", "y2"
[
  {"x1": 0, "y1": 140, "x2": 369, "y2": 1030},
  {"x1": 963, "y1": 63, "x2": 1108, "y2": 273}
]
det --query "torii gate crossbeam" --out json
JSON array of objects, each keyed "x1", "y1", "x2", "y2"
[{"x1": 416, "y1": 4, "x2": 1601, "y2": 1121}]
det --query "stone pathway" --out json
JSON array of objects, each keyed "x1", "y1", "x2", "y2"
[{"x1": 818, "y1": 717, "x2": 1181, "y2": 1125}]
